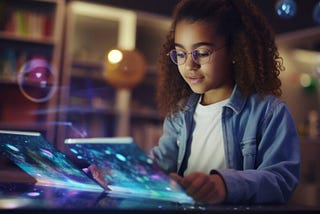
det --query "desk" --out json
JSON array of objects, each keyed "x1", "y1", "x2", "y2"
[{"x1": 0, "y1": 182, "x2": 319, "y2": 214}]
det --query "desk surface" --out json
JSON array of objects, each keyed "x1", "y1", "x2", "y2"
[{"x1": 0, "y1": 182, "x2": 319, "y2": 214}]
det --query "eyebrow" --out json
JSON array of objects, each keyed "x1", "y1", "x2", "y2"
[{"x1": 174, "y1": 42, "x2": 215, "y2": 50}]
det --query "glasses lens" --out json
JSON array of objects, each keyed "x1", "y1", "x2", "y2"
[
  {"x1": 192, "y1": 48, "x2": 211, "y2": 65},
  {"x1": 169, "y1": 48, "x2": 212, "y2": 65},
  {"x1": 169, "y1": 50, "x2": 178, "y2": 64},
  {"x1": 169, "y1": 50, "x2": 186, "y2": 65}
]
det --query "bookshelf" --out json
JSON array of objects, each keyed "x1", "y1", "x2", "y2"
[
  {"x1": 0, "y1": 0, "x2": 65, "y2": 143},
  {"x1": 57, "y1": 1, "x2": 170, "y2": 152}
]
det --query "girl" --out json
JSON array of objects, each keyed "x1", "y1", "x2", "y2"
[{"x1": 151, "y1": 0, "x2": 300, "y2": 204}]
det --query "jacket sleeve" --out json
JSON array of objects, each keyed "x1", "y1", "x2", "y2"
[
  {"x1": 213, "y1": 101, "x2": 300, "y2": 204},
  {"x1": 150, "y1": 116, "x2": 181, "y2": 174}
]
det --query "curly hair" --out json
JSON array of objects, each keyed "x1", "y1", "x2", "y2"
[{"x1": 156, "y1": 0, "x2": 284, "y2": 118}]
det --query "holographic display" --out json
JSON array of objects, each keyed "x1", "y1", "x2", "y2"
[
  {"x1": 65, "y1": 137, "x2": 194, "y2": 204},
  {"x1": 0, "y1": 130, "x2": 103, "y2": 192},
  {"x1": 0, "y1": 130, "x2": 193, "y2": 204}
]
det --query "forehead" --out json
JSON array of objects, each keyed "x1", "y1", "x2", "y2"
[{"x1": 174, "y1": 20, "x2": 225, "y2": 47}]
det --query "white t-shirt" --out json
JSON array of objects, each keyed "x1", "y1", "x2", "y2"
[{"x1": 184, "y1": 98, "x2": 229, "y2": 176}]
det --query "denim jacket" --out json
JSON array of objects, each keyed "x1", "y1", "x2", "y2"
[{"x1": 151, "y1": 85, "x2": 300, "y2": 204}]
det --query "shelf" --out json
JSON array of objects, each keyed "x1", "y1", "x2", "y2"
[
  {"x1": 66, "y1": 104, "x2": 119, "y2": 116},
  {"x1": 0, "y1": 76, "x2": 17, "y2": 84},
  {"x1": 72, "y1": 59, "x2": 104, "y2": 69},
  {"x1": 0, "y1": 0, "x2": 65, "y2": 145},
  {"x1": 0, "y1": 122, "x2": 48, "y2": 133},
  {"x1": 56, "y1": 1, "x2": 170, "y2": 149},
  {"x1": 0, "y1": 31, "x2": 55, "y2": 45},
  {"x1": 131, "y1": 108, "x2": 160, "y2": 121}
]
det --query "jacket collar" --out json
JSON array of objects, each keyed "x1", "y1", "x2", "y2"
[{"x1": 226, "y1": 85, "x2": 247, "y2": 114}]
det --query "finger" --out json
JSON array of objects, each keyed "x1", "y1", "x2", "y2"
[
  {"x1": 193, "y1": 182, "x2": 216, "y2": 202},
  {"x1": 170, "y1": 173, "x2": 183, "y2": 183},
  {"x1": 193, "y1": 175, "x2": 226, "y2": 204},
  {"x1": 184, "y1": 175, "x2": 207, "y2": 196}
]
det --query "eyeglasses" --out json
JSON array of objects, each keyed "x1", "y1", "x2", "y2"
[{"x1": 167, "y1": 46, "x2": 226, "y2": 65}]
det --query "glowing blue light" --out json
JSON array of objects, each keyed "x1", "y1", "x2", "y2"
[
  {"x1": 165, "y1": 186, "x2": 172, "y2": 191},
  {"x1": 6, "y1": 144, "x2": 19, "y2": 152},
  {"x1": 275, "y1": 0, "x2": 297, "y2": 19},
  {"x1": 115, "y1": 153, "x2": 126, "y2": 162},
  {"x1": 69, "y1": 148, "x2": 78, "y2": 154},
  {"x1": 313, "y1": 2, "x2": 320, "y2": 24},
  {"x1": 104, "y1": 149, "x2": 111, "y2": 155},
  {"x1": 146, "y1": 158, "x2": 153, "y2": 164},
  {"x1": 40, "y1": 149, "x2": 53, "y2": 159},
  {"x1": 27, "y1": 192, "x2": 40, "y2": 197}
]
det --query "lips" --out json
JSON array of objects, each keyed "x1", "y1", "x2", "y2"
[{"x1": 186, "y1": 76, "x2": 204, "y2": 84}]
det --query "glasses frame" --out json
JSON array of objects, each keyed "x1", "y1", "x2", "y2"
[{"x1": 167, "y1": 45, "x2": 227, "y2": 66}]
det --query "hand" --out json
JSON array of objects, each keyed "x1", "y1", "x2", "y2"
[
  {"x1": 84, "y1": 164, "x2": 109, "y2": 189},
  {"x1": 170, "y1": 172, "x2": 226, "y2": 204}
]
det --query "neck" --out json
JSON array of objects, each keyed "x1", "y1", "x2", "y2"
[{"x1": 200, "y1": 86, "x2": 233, "y2": 105}]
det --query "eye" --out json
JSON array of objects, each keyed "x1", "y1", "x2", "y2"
[
  {"x1": 194, "y1": 49, "x2": 211, "y2": 58},
  {"x1": 176, "y1": 50, "x2": 186, "y2": 59}
]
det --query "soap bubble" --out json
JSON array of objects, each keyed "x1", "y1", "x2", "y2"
[
  {"x1": 275, "y1": 0, "x2": 297, "y2": 19},
  {"x1": 313, "y1": 2, "x2": 320, "y2": 25},
  {"x1": 17, "y1": 57, "x2": 57, "y2": 103}
]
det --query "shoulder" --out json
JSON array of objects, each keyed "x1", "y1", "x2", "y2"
[
  {"x1": 247, "y1": 94, "x2": 288, "y2": 114},
  {"x1": 248, "y1": 94, "x2": 283, "y2": 107},
  {"x1": 244, "y1": 94, "x2": 296, "y2": 130},
  {"x1": 228, "y1": 85, "x2": 287, "y2": 115}
]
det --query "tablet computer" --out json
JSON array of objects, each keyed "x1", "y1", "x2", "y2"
[
  {"x1": 64, "y1": 137, "x2": 194, "y2": 204},
  {"x1": 0, "y1": 130, "x2": 103, "y2": 192}
]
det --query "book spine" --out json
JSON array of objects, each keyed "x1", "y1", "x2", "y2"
[
  {"x1": 0, "y1": 49, "x2": 51, "y2": 82},
  {"x1": 2, "y1": 49, "x2": 16, "y2": 81},
  {"x1": 3, "y1": 9, "x2": 53, "y2": 39}
]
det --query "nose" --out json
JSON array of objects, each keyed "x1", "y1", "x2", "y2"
[{"x1": 184, "y1": 54, "x2": 200, "y2": 70}]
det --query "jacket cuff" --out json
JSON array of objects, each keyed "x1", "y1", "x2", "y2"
[{"x1": 210, "y1": 169, "x2": 247, "y2": 204}]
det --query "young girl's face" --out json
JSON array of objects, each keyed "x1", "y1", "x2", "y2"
[{"x1": 174, "y1": 20, "x2": 234, "y2": 102}]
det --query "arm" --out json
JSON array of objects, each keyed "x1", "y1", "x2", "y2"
[
  {"x1": 218, "y1": 101, "x2": 300, "y2": 204},
  {"x1": 169, "y1": 101, "x2": 300, "y2": 204},
  {"x1": 151, "y1": 116, "x2": 181, "y2": 173}
]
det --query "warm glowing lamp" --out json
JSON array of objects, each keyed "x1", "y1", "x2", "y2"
[
  {"x1": 104, "y1": 49, "x2": 146, "y2": 89},
  {"x1": 104, "y1": 49, "x2": 147, "y2": 136}
]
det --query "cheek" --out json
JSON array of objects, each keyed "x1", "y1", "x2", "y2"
[
  {"x1": 208, "y1": 54, "x2": 231, "y2": 76},
  {"x1": 203, "y1": 63, "x2": 229, "y2": 82},
  {"x1": 177, "y1": 67, "x2": 187, "y2": 80},
  {"x1": 177, "y1": 66, "x2": 183, "y2": 75},
  {"x1": 203, "y1": 64, "x2": 219, "y2": 77}
]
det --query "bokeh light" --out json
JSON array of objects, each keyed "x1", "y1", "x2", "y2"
[
  {"x1": 104, "y1": 49, "x2": 146, "y2": 89},
  {"x1": 300, "y1": 73, "x2": 318, "y2": 92},
  {"x1": 17, "y1": 57, "x2": 57, "y2": 103},
  {"x1": 313, "y1": 1, "x2": 320, "y2": 24},
  {"x1": 275, "y1": 0, "x2": 297, "y2": 19},
  {"x1": 107, "y1": 49, "x2": 123, "y2": 64},
  {"x1": 300, "y1": 73, "x2": 312, "y2": 88}
]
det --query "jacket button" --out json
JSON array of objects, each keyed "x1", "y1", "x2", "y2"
[{"x1": 176, "y1": 140, "x2": 181, "y2": 146}]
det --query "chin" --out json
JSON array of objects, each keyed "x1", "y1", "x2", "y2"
[{"x1": 190, "y1": 87, "x2": 205, "y2": 94}]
